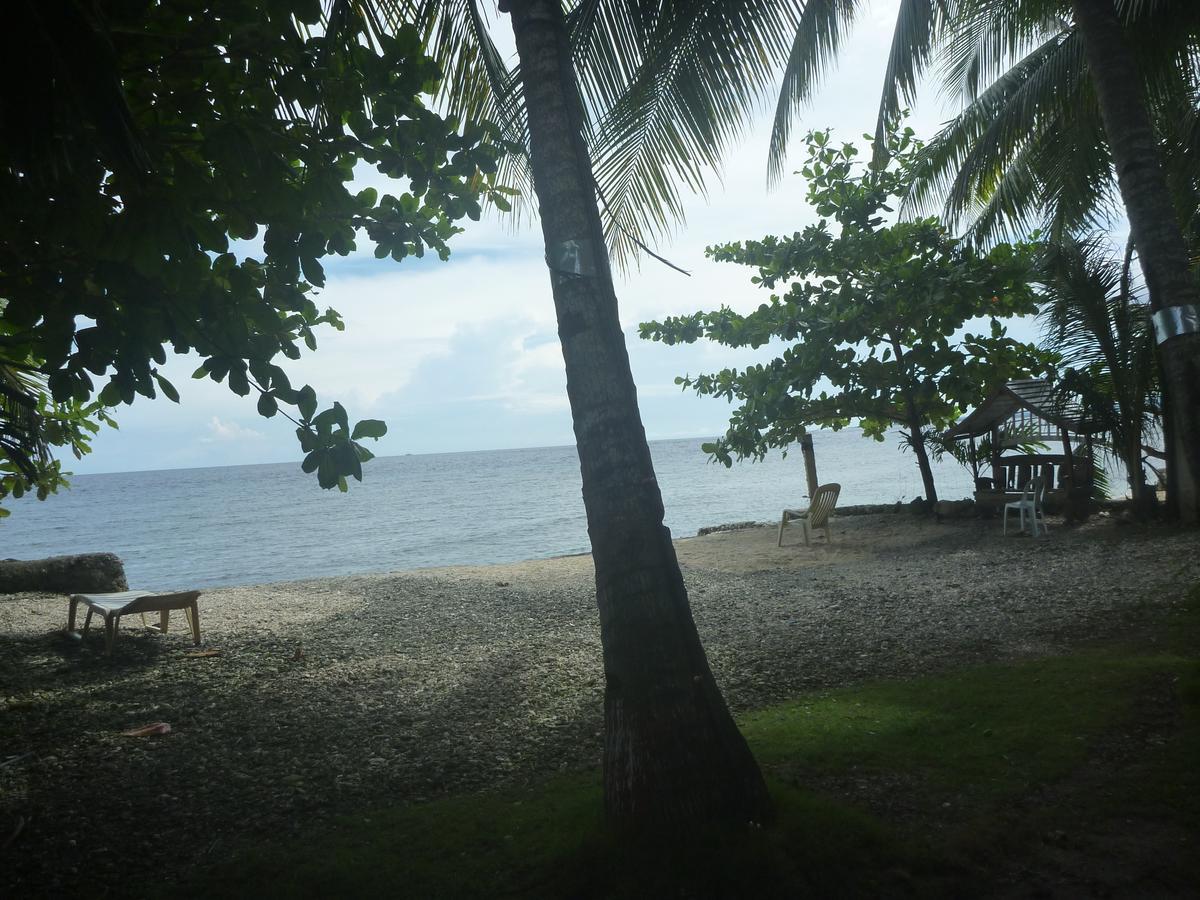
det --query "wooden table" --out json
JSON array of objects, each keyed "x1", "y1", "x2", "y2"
[{"x1": 67, "y1": 590, "x2": 202, "y2": 655}]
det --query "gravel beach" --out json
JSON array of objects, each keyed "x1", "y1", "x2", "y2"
[{"x1": 1, "y1": 511, "x2": 1197, "y2": 896}]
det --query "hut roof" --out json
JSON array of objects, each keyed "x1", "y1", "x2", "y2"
[{"x1": 945, "y1": 379, "x2": 1105, "y2": 439}]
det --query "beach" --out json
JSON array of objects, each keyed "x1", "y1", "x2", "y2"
[{"x1": 1, "y1": 511, "x2": 1197, "y2": 896}]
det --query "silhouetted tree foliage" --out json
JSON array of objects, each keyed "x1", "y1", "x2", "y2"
[{"x1": 0, "y1": 0, "x2": 507, "y2": 510}]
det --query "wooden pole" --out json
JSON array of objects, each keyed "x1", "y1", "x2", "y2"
[
  {"x1": 800, "y1": 432, "x2": 819, "y2": 498},
  {"x1": 991, "y1": 427, "x2": 1003, "y2": 490}
]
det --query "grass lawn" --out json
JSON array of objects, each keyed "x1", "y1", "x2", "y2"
[{"x1": 184, "y1": 589, "x2": 1200, "y2": 898}]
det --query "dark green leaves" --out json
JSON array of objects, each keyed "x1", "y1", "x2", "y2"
[
  {"x1": 257, "y1": 392, "x2": 279, "y2": 418},
  {"x1": 351, "y1": 419, "x2": 387, "y2": 440},
  {"x1": 2, "y1": 0, "x2": 507, "y2": 506},
  {"x1": 296, "y1": 387, "x2": 318, "y2": 423}
]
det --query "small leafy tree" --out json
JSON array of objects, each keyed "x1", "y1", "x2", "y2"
[
  {"x1": 0, "y1": 0, "x2": 507, "y2": 511},
  {"x1": 641, "y1": 126, "x2": 1056, "y2": 505}
]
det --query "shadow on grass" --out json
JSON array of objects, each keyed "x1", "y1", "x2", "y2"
[{"x1": 178, "y1": 588, "x2": 1200, "y2": 899}]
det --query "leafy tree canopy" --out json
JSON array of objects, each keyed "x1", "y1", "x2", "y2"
[
  {"x1": 0, "y1": 0, "x2": 509, "y2": 510},
  {"x1": 640, "y1": 126, "x2": 1057, "y2": 488}
]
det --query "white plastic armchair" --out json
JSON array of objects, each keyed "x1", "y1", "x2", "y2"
[{"x1": 778, "y1": 483, "x2": 841, "y2": 547}]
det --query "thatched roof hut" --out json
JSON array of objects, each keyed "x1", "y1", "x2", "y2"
[{"x1": 946, "y1": 379, "x2": 1106, "y2": 504}]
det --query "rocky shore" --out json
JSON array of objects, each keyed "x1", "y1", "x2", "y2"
[{"x1": 1, "y1": 512, "x2": 1196, "y2": 896}]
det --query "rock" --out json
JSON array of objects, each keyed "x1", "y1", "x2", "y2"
[
  {"x1": 908, "y1": 497, "x2": 931, "y2": 516},
  {"x1": 0, "y1": 553, "x2": 127, "y2": 594},
  {"x1": 697, "y1": 521, "x2": 760, "y2": 536},
  {"x1": 834, "y1": 503, "x2": 904, "y2": 517}
]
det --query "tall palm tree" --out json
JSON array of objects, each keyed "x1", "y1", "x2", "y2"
[
  {"x1": 503, "y1": 0, "x2": 774, "y2": 828},
  {"x1": 367, "y1": 0, "x2": 803, "y2": 827},
  {"x1": 1066, "y1": 0, "x2": 1200, "y2": 524}
]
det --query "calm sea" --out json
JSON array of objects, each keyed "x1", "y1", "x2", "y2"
[{"x1": 1, "y1": 431, "x2": 974, "y2": 589}]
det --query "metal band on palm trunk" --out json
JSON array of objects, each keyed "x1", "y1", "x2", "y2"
[
  {"x1": 1152, "y1": 304, "x2": 1200, "y2": 344},
  {"x1": 547, "y1": 238, "x2": 596, "y2": 278}
]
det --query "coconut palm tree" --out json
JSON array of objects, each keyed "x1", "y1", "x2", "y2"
[
  {"x1": 502, "y1": 0, "x2": 779, "y2": 828},
  {"x1": 364, "y1": 0, "x2": 811, "y2": 827},
  {"x1": 1064, "y1": 0, "x2": 1200, "y2": 524},
  {"x1": 1040, "y1": 236, "x2": 1160, "y2": 515},
  {"x1": 851, "y1": 0, "x2": 1200, "y2": 520}
]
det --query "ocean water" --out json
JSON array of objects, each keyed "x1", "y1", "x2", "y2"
[{"x1": 1, "y1": 430, "x2": 975, "y2": 589}]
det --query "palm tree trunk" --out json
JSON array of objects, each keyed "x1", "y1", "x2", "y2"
[
  {"x1": 504, "y1": 0, "x2": 771, "y2": 830},
  {"x1": 1070, "y1": 0, "x2": 1200, "y2": 523},
  {"x1": 1125, "y1": 435, "x2": 1153, "y2": 518}
]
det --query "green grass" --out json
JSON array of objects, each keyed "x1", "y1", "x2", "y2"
[
  {"x1": 183, "y1": 590, "x2": 1200, "y2": 898},
  {"x1": 746, "y1": 652, "x2": 1182, "y2": 791},
  {"x1": 187, "y1": 778, "x2": 915, "y2": 899}
]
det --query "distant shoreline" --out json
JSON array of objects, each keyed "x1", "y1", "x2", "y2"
[{"x1": 0, "y1": 436, "x2": 982, "y2": 590}]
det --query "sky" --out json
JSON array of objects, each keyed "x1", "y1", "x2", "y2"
[{"x1": 69, "y1": 1, "x2": 1042, "y2": 476}]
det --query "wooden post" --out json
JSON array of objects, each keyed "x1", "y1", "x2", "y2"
[
  {"x1": 991, "y1": 427, "x2": 1003, "y2": 489},
  {"x1": 968, "y1": 435, "x2": 979, "y2": 481},
  {"x1": 800, "y1": 432, "x2": 819, "y2": 498}
]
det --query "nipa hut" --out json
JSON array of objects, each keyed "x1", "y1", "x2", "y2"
[{"x1": 944, "y1": 378, "x2": 1106, "y2": 508}]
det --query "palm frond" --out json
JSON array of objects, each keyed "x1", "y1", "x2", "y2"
[
  {"x1": 586, "y1": 0, "x2": 805, "y2": 266},
  {"x1": 1038, "y1": 235, "x2": 1159, "y2": 482},
  {"x1": 0, "y1": 363, "x2": 51, "y2": 482},
  {"x1": 766, "y1": 0, "x2": 863, "y2": 184},
  {"x1": 905, "y1": 30, "x2": 1103, "y2": 242},
  {"x1": 911, "y1": 0, "x2": 1199, "y2": 247},
  {"x1": 935, "y1": 0, "x2": 1063, "y2": 107}
]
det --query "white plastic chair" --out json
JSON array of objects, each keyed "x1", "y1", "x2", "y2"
[
  {"x1": 1003, "y1": 478, "x2": 1048, "y2": 537},
  {"x1": 778, "y1": 483, "x2": 841, "y2": 547}
]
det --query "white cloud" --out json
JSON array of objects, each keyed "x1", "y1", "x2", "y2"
[
  {"x1": 281, "y1": 253, "x2": 555, "y2": 410},
  {"x1": 201, "y1": 416, "x2": 265, "y2": 444}
]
